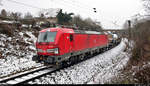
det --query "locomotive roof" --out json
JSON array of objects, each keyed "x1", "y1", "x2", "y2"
[
  {"x1": 74, "y1": 30, "x2": 102, "y2": 34},
  {"x1": 40, "y1": 28, "x2": 103, "y2": 34},
  {"x1": 40, "y1": 28, "x2": 74, "y2": 33}
]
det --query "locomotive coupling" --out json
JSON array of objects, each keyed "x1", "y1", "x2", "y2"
[{"x1": 32, "y1": 55, "x2": 38, "y2": 61}]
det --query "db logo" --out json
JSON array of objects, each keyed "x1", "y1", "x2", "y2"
[{"x1": 94, "y1": 40, "x2": 96, "y2": 43}]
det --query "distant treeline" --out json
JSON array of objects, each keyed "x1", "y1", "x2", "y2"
[{"x1": 0, "y1": 9, "x2": 103, "y2": 32}]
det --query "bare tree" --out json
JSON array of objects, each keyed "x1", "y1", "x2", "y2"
[
  {"x1": 38, "y1": 11, "x2": 45, "y2": 18},
  {"x1": 9, "y1": 12, "x2": 22, "y2": 21},
  {"x1": 71, "y1": 15, "x2": 102, "y2": 31},
  {"x1": 0, "y1": 9, "x2": 7, "y2": 17},
  {"x1": 24, "y1": 12, "x2": 33, "y2": 19},
  {"x1": 143, "y1": 0, "x2": 150, "y2": 13}
]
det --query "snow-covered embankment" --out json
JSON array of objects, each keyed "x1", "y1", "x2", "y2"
[{"x1": 0, "y1": 31, "x2": 43, "y2": 78}]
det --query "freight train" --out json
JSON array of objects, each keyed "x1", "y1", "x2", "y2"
[{"x1": 32, "y1": 27, "x2": 119, "y2": 67}]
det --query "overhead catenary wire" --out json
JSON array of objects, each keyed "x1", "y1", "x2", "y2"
[
  {"x1": 6, "y1": 0, "x2": 45, "y2": 10},
  {"x1": 54, "y1": 0, "x2": 96, "y2": 18},
  {"x1": 3, "y1": 0, "x2": 122, "y2": 28},
  {"x1": 59, "y1": 0, "x2": 113, "y2": 24},
  {"x1": 3, "y1": 0, "x2": 95, "y2": 19},
  {"x1": 52, "y1": 0, "x2": 120, "y2": 28},
  {"x1": 4, "y1": 0, "x2": 99, "y2": 20},
  {"x1": 57, "y1": 0, "x2": 94, "y2": 14},
  {"x1": 60, "y1": 0, "x2": 94, "y2": 12},
  {"x1": 65, "y1": 0, "x2": 100, "y2": 13},
  {"x1": 57, "y1": 0, "x2": 122, "y2": 28},
  {"x1": 61, "y1": 0, "x2": 99, "y2": 18},
  {"x1": 65, "y1": 0, "x2": 125, "y2": 27}
]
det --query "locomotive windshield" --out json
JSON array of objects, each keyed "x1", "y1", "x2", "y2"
[{"x1": 38, "y1": 31, "x2": 57, "y2": 42}]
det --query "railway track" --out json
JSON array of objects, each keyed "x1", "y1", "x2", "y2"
[
  {"x1": 0, "y1": 41, "x2": 121, "y2": 84},
  {"x1": 0, "y1": 65, "x2": 58, "y2": 84}
]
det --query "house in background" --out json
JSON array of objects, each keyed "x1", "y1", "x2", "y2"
[
  {"x1": 34, "y1": 8, "x2": 60, "y2": 28},
  {"x1": 46, "y1": 17, "x2": 57, "y2": 24}
]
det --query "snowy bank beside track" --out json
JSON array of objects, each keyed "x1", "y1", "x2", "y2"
[
  {"x1": 31, "y1": 39, "x2": 129, "y2": 84},
  {"x1": 0, "y1": 30, "x2": 43, "y2": 78}
]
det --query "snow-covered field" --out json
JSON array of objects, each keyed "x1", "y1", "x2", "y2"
[
  {"x1": 0, "y1": 31, "x2": 43, "y2": 78},
  {"x1": 29, "y1": 39, "x2": 129, "y2": 84}
]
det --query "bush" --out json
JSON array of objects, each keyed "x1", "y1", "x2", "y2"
[
  {"x1": 32, "y1": 29, "x2": 39, "y2": 38},
  {"x1": 122, "y1": 20, "x2": 150, "y2": 84},
  {"x1": 0, "y1": 24, "x2": 14, "y2": 37},
  {"x1": 130, "y1": 20, "x2": 150, "y2": 61},
  {"x1": 134, "y1": 66, "x2": 150, "y2": 83},
  {"x1": 0, "y1": 52, "x2": 3, "y2": 59}
]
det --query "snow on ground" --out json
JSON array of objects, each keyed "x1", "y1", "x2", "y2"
[
  {"x1": 0, "y1": 53, "x2": 42, "y2": 77},
  {"x1": 0, "y1": 30, "x2": 43, "y2": 78},
  {"x1": 30, "y1": 39, "x2": 129, "y2": 84}
]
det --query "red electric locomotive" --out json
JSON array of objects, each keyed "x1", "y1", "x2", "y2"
[{"x1": 32, "y1": 27, "x2": 109, "y2": 66}]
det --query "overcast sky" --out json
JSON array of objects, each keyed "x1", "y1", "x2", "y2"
[{"x1": 0, "y1": 0, "x2": 144, "y2": 29}]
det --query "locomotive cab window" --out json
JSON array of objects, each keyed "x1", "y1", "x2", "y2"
[
  {"x1": 38, "y1": 31, "x2": 57, "y2": 42},
  {"x1": 70, "y1": 34, "x2": 73, "y2": 41}
]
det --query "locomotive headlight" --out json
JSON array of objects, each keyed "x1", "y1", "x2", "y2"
[
  {"x1": 54, "y1": 48, "x2": 59, "y2": 54},
  {"x1": 47, "y1": 49, "x2": 54, "y2": 53},
  {"x1": 37, "y1": 49, "x2": 43, "y2": 52},
  {"x1": 47, "y1": 48, "x2": 59, "y2": 54}
]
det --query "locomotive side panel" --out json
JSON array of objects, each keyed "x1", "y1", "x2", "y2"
[
  {"x1": 62, "y1": 33, "x2": 73, "y2": 54},
  {"x1": 99, "y1": 35, "x2": 108, "y2": 46},
  {"x1": 88, "y1": 34, "x2": 108, "y2": 49},
  {"x1": 73, "y1": 34, "x2": 88, "y2": 52},
  {"x1": 58, "y1": 33, "x2": 65, "y2": 55},
  {"x1": 88, "y1": 34, "x2": 98, "y2": 48}
]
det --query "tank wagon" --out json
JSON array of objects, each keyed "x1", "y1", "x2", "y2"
[{"x1": 32, "y1": 27, "x2": 109, "y2": 66}]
